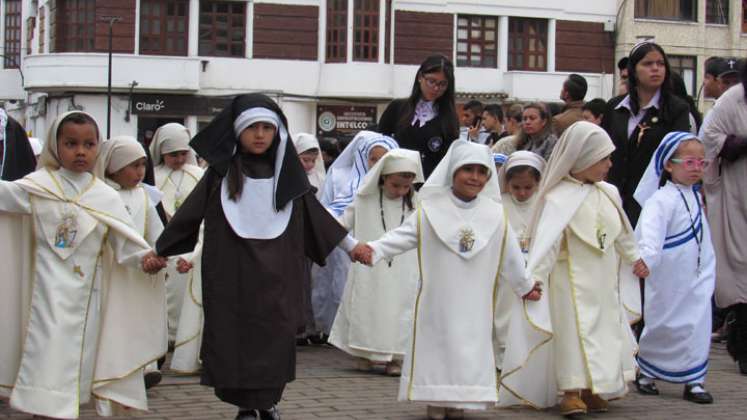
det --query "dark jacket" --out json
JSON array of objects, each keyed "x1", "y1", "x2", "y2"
[
  {"x1": 2, "y1": 116, "x2": 37, "y2": 181},
  {"x1": 602, "y1": 93, "x2": 691, "y2": 226}
]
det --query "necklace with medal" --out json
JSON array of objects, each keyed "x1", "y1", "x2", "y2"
[
  {"x1": 678, "y1": 187, "x2": 703, "y2": 275},
  {"x1": 454, "y1": 197, "x2": 478, "y2": 253},
  {"x1": 380, "y1": 188, "x2": 406, "y2": 267},
  {"x1": 168, "y1": 170, "x2": 186, "y2": 210},
  {"x1": 594, "y1": 189, "x2": 608, "y2": 251}
]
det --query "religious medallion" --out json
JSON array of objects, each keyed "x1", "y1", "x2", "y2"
[
  {"x1": 55, "y1": 211, "x2": 79, "y2": 248},
  {"x1": 595, "y1": 226, "x2": 607, "y2": 251},
  {"x1": 458, "y1": 227, "x2": 475, "y2": 253}
]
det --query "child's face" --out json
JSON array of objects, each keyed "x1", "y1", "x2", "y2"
[
  {"x1": 571, "y1": 155, "x2": 612, "y2": 184},
  {"x1": 664, "y1": 140, "x2": 706, "y2": 186},
  {"x1": 508, "y1": 170, "x2": 539, "y2": 203},
  {"x1": 163, "y1": 150, "x2": 189, "y2": 171},
  {"x1": 367, "y1": 146, "x2": 387, "y2": 169},
  {"x1": 57, "y1": 122, "x2": 98, "y2": 173},
  {"x1": 299, "y1": 149, "x2": 320, "y2": 173},
  {"x1": 582, "y1": 110, "x2": 602, "y2": 126},
  {"x1": 109, "y1": 157, "x2": 147, "y2": 190},
  {"x1": 239, "y1": 122, "x2": 276, "y2": 155},
  {"x1": 452, "y1": 164, "x2": 489, "y2": 200},
  {"x1": 382, "y1": 173, "x2": 415, "y2": 200}
]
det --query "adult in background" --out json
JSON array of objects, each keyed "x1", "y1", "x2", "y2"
[
  {"x1": 459, "y1": 99, "x2": 490, "y2": 143},
  {"x1": 703, "y1": 57, "x2": 728, "y2": 100},
  {"x1": 602, "y1": 41, "x2": 690, "y2": 227},
  {"x1": 0, "y1": 109, "x2": 36, "y2": 181},
  {"x1": 553, "y1": 74, "x2": 588, "y2": 136},
  {"x1": 491, "y1": 104, "x2": 523, "y2": 155},
  {"x1": 582, "y1": 98, "x2": 607, "y2": 126},
  {"x1": 481, "y1": 104, "x2": 508, "y2": 146},
  {"x1": 492, "y1": 103, "x2": 557, "y2": 160},
  {"x1": 701, "y1": 63, "x2": 747, "y2": 375},
  {"x1": 378, "y1": 54, "x2": 459, "y2": 178},
  {"x1": 618, "y1": 57, "x2": 629, "y2": 96}
]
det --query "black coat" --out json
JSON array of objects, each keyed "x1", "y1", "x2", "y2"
[
  {"x1": 2, "y1": 116, "x2": 36, "y2": 181},
  {"x1": 602, "y1": 94, "x2": 691, "y2": 226}
]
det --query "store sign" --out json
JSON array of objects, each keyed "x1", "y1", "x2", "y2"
[
  {"x1": 132, "y1": 94, "x2": 231, "y2": 116},
  {"x1": 316, "y1": 105, "x2": 377, "y2": 144}
]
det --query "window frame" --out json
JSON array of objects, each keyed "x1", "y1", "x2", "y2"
[
  {"x1": 634, "y1": 0, "x2": 697, "y2": 22},
  {"x1": 325, "y1": 0, "x2": 348, "y2": 62},
  {"x1": 198, "y1": 1, "x2": 246, "y2": 58},
  {"x1": 456, "y1": 14, "x2": 499, "y2": 69},
  {"x1": 39, "y1": 6, "x2": 46, "y2": 54},
  {"x1": 3, "y1": 0, "x2": 23, "y2": 68},
  {"x1": 668, "y1": 54, "x2": 697, "y2": 97},
  {"x1": 706, "y1": 0, "x2": 729, "y2": 24},
  {"x1": 508, "y1": 17, "x2": 548, "y2": 72},
  {"x1": 353, "y1": 0, "x2": 379, "y2": 62},
  {"x1": 140, "y1": 0, "x2": 190, "y2": 56},
  {"x1": 56, "y1": 0, "x2": 97, "y2": 53}
]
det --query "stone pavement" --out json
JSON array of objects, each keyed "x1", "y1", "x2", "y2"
[{"x1": 1, "y1": 342, "x2": 744, "y2": 419}]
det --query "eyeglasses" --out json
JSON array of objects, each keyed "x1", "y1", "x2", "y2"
[
  {"x1": 422, "y1": 76, "x2": 449, "y2": 90},
  {"x1": 670, "y1": 158, "x2": 709, "y2": 170}
]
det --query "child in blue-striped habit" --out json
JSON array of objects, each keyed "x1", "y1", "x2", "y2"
[{"x1": 633, "y1": 131, "x2": 716, "y2": 404}]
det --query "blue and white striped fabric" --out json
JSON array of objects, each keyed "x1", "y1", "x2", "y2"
[
  {"x1": 637, "y1": 355, "x2": 709, "y2": 384},
  {"x1": 493, "y1": 153, "x2": 508, "y2": 165},
  {"x1": 663, "y1": 191, "x2": 702, "y2": 249},
  {"x1": 633, "y1": 131, "x2": 701, "y2": 207},
  {"x1": 320, "y1": 131, "x2": 398, "y2": 216}
]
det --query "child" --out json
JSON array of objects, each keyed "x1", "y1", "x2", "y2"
[
  {"x1": 149, "y1": 123, "x2": 204, "y2": 343},
  {"x1": 493, "y1": 151, "x2": 546, "y2": 370},
  {"x1": 0, "y1": 112, "x2": 165, "y2": 418},
  {"x1": 498, "y1": 122, "x2": 647, "y2": 414},
  {"x1": 354, "y1": 140, "x2": 541, "y2": 420},
  {"x1": 633, "y1": 132, "x2": 715, "y2": 403},
  {"x1": 329, "y1": 149, "x2": 424, "y2": 376},
  {"x1": 312, "y1": 131, "x2": 398, "y2": 337},
  {"x1": 154, "y1": 94, "x2": 348, "y2": 420},
  {"x1": 293, "y1": 132, "x2": 326, "y2": 198},
  {"x1": 93, "y1": 136, "x2": 169, "y2": 389}
]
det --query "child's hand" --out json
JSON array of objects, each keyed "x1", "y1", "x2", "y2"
[
  {"x1": 142, "y1": 251, "x2": 167, "y2": 274},
  {"x1": 350, "y1": 243, "x2": 374, "y2": 266},
  {"x1": 633, "y1": 259, "x2": 650, "y2": 278},
  {"x1": 522, "y1": 281, "x2": 543, "y2": 301},
  {"x1": 176, "y1": 258, "x2": 193, "y2": 274}
]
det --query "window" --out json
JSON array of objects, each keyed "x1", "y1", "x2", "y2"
[
  {"x1": 140, "y1": 0, "x2": 189, "y2": 56},
  {"x1": 57, "y1": 0, "x2": 96, "y2": 52},
  {"x1": 635, "y1": 0, "x2": 696, "y2": 21},
  {"x1": 326, "y1": 0, "x2": 347, "y2": 62},
  {"x1": 39, "y1": 7, "x2": 46, "y2": 54},
  {"x1": 669, "y1": 55, "x2": 696, "y2": 96},
  {"x1": 353, "y1": 0, "x2": 379, "y2": 61},
  {"x1": 707, "y1": 0, "x2": 729, "y2": 24},
  {"x1": 743, "y1": 1, "x2": 747, "y2": 32},
  {"x1": 3, "y1": 0, "x2": 22, "y2": 68},
  {"x1": 508, "y1": 17, "x2": 547, "y2": 71},
  {"x1": 456, "y1": 15, "x2": 498, "y2": 68},
  {"x1": 199, "y1": 1, "x2": 246, "y2": 57}
]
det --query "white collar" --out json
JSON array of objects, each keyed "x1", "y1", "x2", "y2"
[
  {"x1": 220, "y1": 175, "x2": 293, "y2": 239},
  {"x1": 615, "y1": 89, "x2": 662, "y2": 115}
]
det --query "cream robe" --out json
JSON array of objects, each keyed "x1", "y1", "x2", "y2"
[
  {"x1": 155, "y1": 163, "x2": 204, "y2": 340},
  {"x1": 170, "y1": 239, "x2": 204, "y2": 373},
  {"x1": 0, "y1": 168, "x2": 154, "y2": 418},
  {"x1": 369, "y1": 191, "x2": 533, "y2": 409},
  {"x1": 499, "y1": 179, "x2": 640, "y2": 408},
  {"x1": 702, "y1": 84, "x2": 747, "y2": 308},
  {"x1": 329, "y1": 192, "x2": 419, "y2": 362}
]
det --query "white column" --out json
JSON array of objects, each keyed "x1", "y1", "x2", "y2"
[
  {"x1": 499, "y1": 15, "x2": 509, "y2": 71},
  {"x1": 245, "y1": 0, "x2": 253, "y2": 58},
  {"x1": 346, "y1": 0, "x2": 353, "y2": 62},
  {"x1": 188, "y1": 0, "x2": 199, "y2": 56},
  {"x1": 134, "y1": 0, "x2": 141, "y2": 54},
  {"x1": 318, "y1": 0, "x2": 326, "y2": 62},
  {"x1": 547, "y1": 18, "x2": 556, "y2": 73},
  {"x1": 378, "y1": 0, "x2": 385, "y2": 63},
  {"x1": 185, "y1": 115, "x2": 198, "y2": 137}
]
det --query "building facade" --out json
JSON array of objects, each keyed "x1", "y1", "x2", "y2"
[
  {"x1": 1, "y1": 0, "x2": 618, "y2": 144},
  {"x1": 615, "y1": 0, "x2": 747, "y2": 106}
]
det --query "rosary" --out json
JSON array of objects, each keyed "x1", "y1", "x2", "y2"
[
  {"x1": 678, "y1": 188, "x2": 703, "y2": 275},
  {"x1": 379, "y1": 188, "x2": 406, "y2": 267}
]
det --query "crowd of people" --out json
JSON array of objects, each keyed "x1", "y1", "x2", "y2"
[{"x1": 0, "y1": 40, "x2": 746, "y2": 420}]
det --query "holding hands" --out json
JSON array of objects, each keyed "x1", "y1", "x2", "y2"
[
  {"x1": 633, "y1": 258, "x2": 649, "y2": 278},
  {"x1": 142, "y1": 251, "x2": 167, "y2": 274},
  {"x1": 523, "y1": 281, "x2": 543, "y2": 301},
  {"x1": 176, "y1": 257, "x2": 194, "y2": 274},
  {"x1": 350, "y1": 243, "x2": 374, "y2": 266}
]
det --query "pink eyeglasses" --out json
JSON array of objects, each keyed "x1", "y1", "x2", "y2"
[{"x1": 670, "y1": 157, "x2": 710, "y2": 170}]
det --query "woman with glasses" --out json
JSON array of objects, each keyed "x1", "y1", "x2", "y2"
[{"x1": 377, "y1": 55, "x2": 460, "y2": 178}]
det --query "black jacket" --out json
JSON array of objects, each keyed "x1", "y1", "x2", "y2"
[
  {"x1": 2, "y1": 116, "x2": 36, "y2": 181},
  {"x1": 602, "y1": 93, "x2": 691, "y2": 226}
]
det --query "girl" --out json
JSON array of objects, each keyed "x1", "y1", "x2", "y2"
[
  {"x1": 0, "y1": 112, "x2": 165, "y2": 419},
  {"x1": 378, "y1": 54, "x2": 460, "y2": 178},
  {"x1": 354, "y1": 140, "x2": 540, "y2": 420},
  {"x1": 633, "y1": 132, "x2": 715, "y2": 403},
  {"x1": 154, "y1": 94, "x2": 348, "y2": 420},
  {"x1": 93, "y1": 136, "x2": 169, "y2": 389},
  {"x1": 498, "y1": 122, "x2": 646, "y2": 414},
  {"x1": 329, "y1": 149, "x2": 424, "y2": 376},
  {"x1": 603, "y1": 41, "x2": 692, "y2": 227},
  {"x1": 293, "y1": 132, "x2": 326, "y2": 199},
  {"x1": 493, "y1": 151, "x2": 546, "y2": 370},
  {"x1": 313, "y1": 131, "x2": 398, "y2": 337},
  {"x1": 149, "y1": 123, "x2": 204, "y2": 343}
]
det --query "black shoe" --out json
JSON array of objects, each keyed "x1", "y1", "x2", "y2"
[
  {"x1": 634, "y1": 377, "x2": 659, "y2": 395},
  {"x1": 683, "y1": 384, "x2": 714, "y2": 404},
  {"x1": 296, "y1": 337, "x2": 310, "y2": 346},
  {"x1": 258, "y1": 405, "x2": 280, "y2": 420},
  {"x1": 235, "y1": 409, "x2": 260, "y2": 420},
  {"x1": 308, "y1": 333, "x2": 328, "y2": 345},
  {"x1": 738, "y1": 359, "x2": 747, "y2": 375},
  {"x1": 144, "y1": 371, "x2": 162, "y2": 389}
]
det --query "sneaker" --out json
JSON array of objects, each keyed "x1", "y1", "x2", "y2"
[
  {"x1": 426, "y1": 406, "x2": 446, "y2": 420},
  {"x1": 559, "y1": 392, "x2": 587, "y2": 416},
  {"x1": 683, "y1": 384, "x2": 714, "y2": 404}
]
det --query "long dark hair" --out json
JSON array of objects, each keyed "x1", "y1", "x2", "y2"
[
  {"x1": 397, "y1": 54, "x2": 459, "y2": 140},
  {"x1": 515, "y1": 102, "x2": 551, "y2": 150},
  {"x1": 626, "y1": 42, "x2": 674, "y2": 116},
  {"x1": 670, "y1": 71, "x2": 702, "y2": 130}
]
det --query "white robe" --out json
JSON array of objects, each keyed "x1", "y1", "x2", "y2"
[
  {"x1": 635, "y1": 182, "x2": 715, "y2": 383},
  {"x1": 155, "y1": 163, "x2": 204, "y2": 341},
  {"x1": 328, "y1": 192, "x2": 419, "y2": 362},
  {"x1": 0, "y1": 169, "x2": 155, "y2": 418},
  {"x1": 369, "y1": 191, "x2": 533, "y2": 409}
]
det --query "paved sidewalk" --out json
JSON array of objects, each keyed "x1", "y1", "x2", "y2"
[{"x1": 1, "y1": 342, "x2": 744, "y2": 419}]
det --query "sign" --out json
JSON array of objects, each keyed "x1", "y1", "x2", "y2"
[
  {"x1": 132, "y1": 94, "x2": 232, "y2": 116},
  {"x1": 316, "y1": 105, "x2": 377, "y2": 144}
]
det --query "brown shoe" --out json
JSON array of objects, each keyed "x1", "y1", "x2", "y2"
[
  {"x1": 581, "y1": 390, "x2": 609, "y2": 412},
  {"x1": 559, "y1": 392, "x2": 587, "y2": 416}
]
